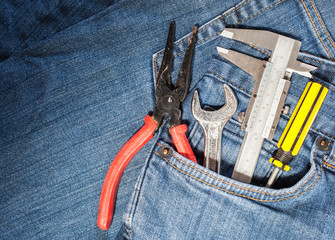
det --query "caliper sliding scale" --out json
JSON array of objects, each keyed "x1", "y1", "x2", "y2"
[{"x1": 218, "y1": 28, "x2": 317, "y2": 183}]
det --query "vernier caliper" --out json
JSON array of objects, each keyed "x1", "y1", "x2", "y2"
[{"x1": 218, "y1": 28, "x2": 317, "y2": 183}]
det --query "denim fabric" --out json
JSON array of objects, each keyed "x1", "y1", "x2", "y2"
[
  {"x1": 1, "y1": 0, "x2": 335, "y2": 240},
  {"x1": 0, "y1": 0, "x2": 113, "y2": 62},
  {"x1": 0, "y1": 0, "x2": 242, "y2": 239},
  {"x1": 122, "y1": 0, "x2": 335, "y2": 239}
]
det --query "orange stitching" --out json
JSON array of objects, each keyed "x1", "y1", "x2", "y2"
[
  {"x1": 310, "y1": 0, "x2": 335, "y2": 52},
  {"x1": 154, "y1": 148, "x2": 322, "y2": 202},
  {"x1": 322, "y1": 139, "x2": 332, "y2": 162},
  {"x1": 327, "y1": 153, "x2": 335, "y2": 167},
  {"x1": 301, "y1": 56, "x2": 327, "y2": 65},
  {"x1": 312, "y1": 80, "x2": 335, "y2": 92},
  {"x1": 157, "y1": 142, "x2": 318, "y2": 197},
  {"x1": 300, "y1": 0, "x2": 334, "y2": 61},
  {"x1": 223, "y1": 0, "x2": 251, "y2": 18},
  {"x1": 208, "y1": 72, "x2": 252, "y2": 95},
  {"x1": 154, "y1": 0, "x2": 287, "y2": 79},
  {"x1": 323, "y1": 161, "x2": 335, "y2": 169},
  {"x1": 173, "y1": 0, "x2": 252, "y2": 48},
  {"x1": 174, "y1": 31, "x2": 224, "y2": 59},
  {"x1": 249, "y1": 44, "x2": 271, "y2": 56},
  {"x1": 235, "y1": 0, "x2": 286, "y2": 25},
  {"x1": 302, "y1": 56, "x2": 324, "y2": 64}
]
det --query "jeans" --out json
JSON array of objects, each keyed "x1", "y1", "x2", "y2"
[{"x1": 1, "y1": 0, "x2": 335, "y2": 239}]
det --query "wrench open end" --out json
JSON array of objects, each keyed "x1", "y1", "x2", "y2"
[{"x1": 191, "y1": 84, "x2": 238, "y2": 173}]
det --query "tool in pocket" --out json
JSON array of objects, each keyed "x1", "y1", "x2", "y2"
[
  {"x1": 191, "y1": 84, "x2": 237, "y2": 173},
  {"x1": 218, "y1": 28, "x2": 317, "y2": 184},
  {"x1": 266, "y1": 82, "x2": 328, "y2": 188},
  {"x1": 97, "y1": 21, "x2": 198, "y2": 230}
]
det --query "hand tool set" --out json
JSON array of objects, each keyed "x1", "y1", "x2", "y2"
[
  {"x1": 218, "y1": 28, "x2": 326, "y2": 184},
  {"x1": 98, "y1": 23, "x2": 328, "y2": 230}
]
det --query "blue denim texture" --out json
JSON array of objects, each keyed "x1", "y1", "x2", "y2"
[{"x1": 1, "y1": 0, "x2": 335, "y2": 239}]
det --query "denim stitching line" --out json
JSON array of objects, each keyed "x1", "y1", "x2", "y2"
[
  {"x1": 321, "y1": 139, "x2": 334, "y2": 169},
  {"x1": 123, "y1": 177, "x2": 142, "y2": 239},
  {"x1": 235, "y1": 0, "x2": 287, "y2": 25},
  {"x1": 154, "y1": 0, "x2": 285, "y2": 79},
  {"x1": 326, "y1": 153, "x2": 335, "y2": 168},
  {"x1": 122, "y1": 220, "x2": 127, "y2": 240},
  {"x1": 322, "y1": 139, "x2": 332, "y2": 161},
  {"x1": 223, "y1": 0, "x2": 251, "y2": 17},
  {"x1": 124, "y1": 170, "x2": 147, "y2": 239},
  {"x1": 300, "y1": 0, "x2": 334, "y2": 61},
  {"x1": 302, "y1": 56, "x2": 327, "y2": 65},
  {"x1": 249, "y1": 44, "x2": 271, "y2": 56},
  {"x1": 323, "y1": 161, "x2": 335, "y2": 169},
  {"x1": 154, "y1": 30, "x2": 224, "y2": 79},
  {"x1": 157, "y1": 143, "x2": 318, "y2": 197},
  {"x1": 154, "y1": 148, "x2": 322, "y2": 202},
  {"x1": 312, "y1": 80, "x2": 335, "y2": 92},
  {"x1": 171, "y1": 0, "x2": 252, "y2": 48},
  {"x1": 207, "y1": 72, "x2": 252, "y2": 95},
  {"x1": 122, "y1": 135, "x2": 161, "y2": 239},
  {"x1": 173, "y1": 31, "x2": 223, "y2": 59},
  {"x1": 309, "y1": 0, "x2": 335, "y2": 51}
]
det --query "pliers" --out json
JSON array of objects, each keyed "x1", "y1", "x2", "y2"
[{"x1": 97, "y1": 21, "x2": 198, "y2": 230}]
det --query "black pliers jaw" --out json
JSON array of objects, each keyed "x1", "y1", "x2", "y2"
[{"x1": 153, "y1": 21, "x2": 198, "y2": 132}]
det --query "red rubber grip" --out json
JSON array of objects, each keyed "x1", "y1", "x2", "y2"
[
  {"x1": 170, "y1": 124, "x2": 197, "y2": 163},
  {"x1": 97, "y1": 115, "x2": 157, "y2": 230}
]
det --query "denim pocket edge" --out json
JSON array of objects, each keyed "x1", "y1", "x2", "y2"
[
  {"x1": 122, "y1": 134, "x2": 162, "y2": 240},
  {"x1": 154, "y1": 138, "x2": 325, "y2": 203}
]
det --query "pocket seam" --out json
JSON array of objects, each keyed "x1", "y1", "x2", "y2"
[
  {"x1": 122, "y1": 136, "x2": 161, "y2": 240},
  {"x1": 301, "y1": 55, "x2": 333, "y2": 65},
  {"x1": 323, "y1": 161, "x2": 335, "y2": 170},
  {"x1": 155, "y1": 142, "x2": 327, "y2": 201},
  {"x1": 309, "y1": 0, "x2": 335, "y2": 52},
  {"x1": 300, "y1": 0, "x2": 335, "y2": 60},
  {"x1": 153, "y1": 0, "x2": 288, "y2": 80},
  {"x1": 234, "y1": 0, "x2": 286, "y2": 25}
]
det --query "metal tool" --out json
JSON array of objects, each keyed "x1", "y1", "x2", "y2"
[
  {"x1": 97, "y1": 22, "x2": 198, "y2": 230},
  {"x1": 191, "y1": 84, "x2": 237, "y2": 173},
  {"x1": 218, "y1": 28, "x2": 317, "y2": 183},
  {"x1": 266, "y1": 82, "x2": 328, "y2": 188}
]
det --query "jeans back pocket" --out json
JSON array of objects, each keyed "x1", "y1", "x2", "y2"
[{"x1": 123, "y1": 0, "x2": 335, "y2": 238}]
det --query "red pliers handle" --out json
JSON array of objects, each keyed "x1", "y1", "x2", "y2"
[
  {"x1": 97, "y1": 115, "x2": 196, "y2": 230},
  {"x1": 97, "y1": 22, "x2": 198, "y2": 230}
]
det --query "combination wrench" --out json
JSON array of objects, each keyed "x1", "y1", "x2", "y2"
[{"x1": 192, "y1": 84, "x2": 237, "y2": 173}]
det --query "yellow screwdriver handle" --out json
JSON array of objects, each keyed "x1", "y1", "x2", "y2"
[{"x1": 270, "y1": 81, "x2": 328, "y2": 171}]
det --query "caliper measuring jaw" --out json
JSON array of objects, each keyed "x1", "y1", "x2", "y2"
[{"x1": 218, "y1": 28, "x2": 317, "y2": 184}]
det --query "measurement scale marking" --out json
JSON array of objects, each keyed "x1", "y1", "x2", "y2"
[{"x1": 232, "y1": 36, "x2": 296, "y2": 183}]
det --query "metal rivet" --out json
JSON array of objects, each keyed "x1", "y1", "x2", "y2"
[
  {"x1": 159, "y1": 146, "x2": 172, "y2": 158},
  {"x1": 316, "y1": 137, "x2": 329, "y2": 151}
]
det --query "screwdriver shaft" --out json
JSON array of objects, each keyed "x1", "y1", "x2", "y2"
[{"x1": 266, "y1": 168, "x2": 280, "y2": 188}]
